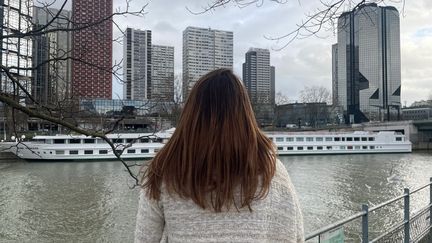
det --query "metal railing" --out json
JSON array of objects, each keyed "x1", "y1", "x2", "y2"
[{"x1": 305, "y1": 177, "x2": 432, "y2": 242}]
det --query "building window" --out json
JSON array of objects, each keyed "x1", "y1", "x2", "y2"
[{"x1": 99, "y1": 150, "x2": 108, "y2": 154}]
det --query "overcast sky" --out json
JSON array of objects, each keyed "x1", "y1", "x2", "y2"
[{"x1": 108, "y1": 0, "x2": 432, "y2": 105}]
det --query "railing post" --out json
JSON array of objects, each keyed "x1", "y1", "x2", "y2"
[
  {"x1": 404, "y1": 188, "x2": 410, "y2": 243},
  {"x1": 362, "y1": 204, "x2": 369, "y2": 243},
  {"x1": 430, "y1": 177, "x2": 432, "y2": 226}
]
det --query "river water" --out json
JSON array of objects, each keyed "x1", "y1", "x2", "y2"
[{"x1": 1, "y1": 152, "x2": 431, "y2": 242}]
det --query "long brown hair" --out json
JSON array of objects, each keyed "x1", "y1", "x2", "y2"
[{"x1": 142, "y1": 68, "x2": 276, "y2": 212}]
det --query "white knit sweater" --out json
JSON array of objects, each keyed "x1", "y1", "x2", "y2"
[{"x1": 135, "y1": 160, "x2": 304, "y2": 243}]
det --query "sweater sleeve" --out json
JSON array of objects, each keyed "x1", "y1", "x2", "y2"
[
  {"x1": 135, "y1": 189, "x2": 165, "y2": 243},
  {"x1": 295, "y1": 197, "x2": 305, "y2": 243}
]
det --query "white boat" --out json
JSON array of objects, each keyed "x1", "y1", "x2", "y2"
[
  {"x1": 267, "y1": 131, "x2": 411, "y2": 155},
  {"x1": 10, "y1": 130, "x2": 411, "y2": 161},
  {"x1": 10, "y1": 130, "x2": 173, "y2": 161}
]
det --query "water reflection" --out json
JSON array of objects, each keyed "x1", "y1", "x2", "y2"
[{"x1": 0, "y1": 152, "x2": 431, "y2": 242}]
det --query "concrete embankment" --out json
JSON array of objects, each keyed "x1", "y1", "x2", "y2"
[{"x1": 0, "y1": 152, "x2": 20, "y2": 161}]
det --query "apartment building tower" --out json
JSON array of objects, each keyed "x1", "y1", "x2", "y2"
[
  {"x1": 182, "y1": 26, "x2": 233, "y2": 99},
  {"x1": 71, "y1": 0, "x2": 113, "y2": 99},
  {"x1": 151, "y1": 45, "x2": 174, "y2": 101},
  {"x1": 123, "y1": 28, "x2": 152, "y2": 100},
  {"x1": 243, "y1": 48, "x2": 275, "y2": 125}
]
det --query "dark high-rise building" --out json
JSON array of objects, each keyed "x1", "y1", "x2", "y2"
[
  {"x1": 0, "y1": 0, "x2": 33, "y2": 97},
  {"x1": 334, "y1": 3, "x2": 401, "y2": 123},
  {"x1": 71, "y1": 0, "x2": 112, "y2": 99},
  {"x1": 123, "y1": 28, "x2": 152, "y2": 100},
  {"x1": 243, "y1": 48, "x2": 275, "y2": 125},
  {"x1": 151, "y1": 45, "x2": 174, "y2": 102},
  {"x1": 33, "y1": 7, "x2": 72, "y2": 104}
]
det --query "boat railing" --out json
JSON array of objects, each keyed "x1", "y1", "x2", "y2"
[{"x1": 305, "y1": 178, "x2": 432, "y2": 242}]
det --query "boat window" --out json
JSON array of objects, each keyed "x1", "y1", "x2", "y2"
[
  {"x1": 340, "y1": 146, "x2": 346, "y2": 149},
  {"x1": 334, "y1": 137, "x2": 340, "y2": 141},
  {"x1": 269, "y1": 137, "x2": 273, "y2": 141},
  {"x1": 287, "y1": 147, "x2": 294, "y2": 150},
  {"x1": 396, "y1": 137, "x2": 402, "y2": 141},
  {"x1": 342, "y1": 137, "x2": 346, "y2": 141},
  {"x1": 112, "y1": 139, "x2": 123, "y2": 143},
  {"x1": 368, "y1": 137, "x2": 375, "y2": 141},
  {"x1": 99, "y1": 150, "x2": 108, "y2": 154},
  {"x1": 307, "y1": 146, "x2": 313, "y2": 150},
  {"x1": 296, "y1": 137, "x2": 304, "y2": 142},
  {"x1": 141, "y1": 149, "x2": 149, "y2": 153},
  {"x1": 115, "y1": 149, "x2": 123, "y2": 155},
  {"x1": 154, "y1": 149, "x2": 160, "y2": 153},
  {"x1": 69, "y1": 139, "x2": 81, "y2": 144},
  {"x1": 127, "y1": 149, "x2": 136, "y2": 154},
  {"x1": 154, "y1": 138, "x2": 163, "y2": 143},
  {"x1": 54, "y1": 139, "x2": 65, "y2": 144},
  {"x1": 97, "y1": 139, "x2": 106, "y2": 144},
  {"x1": 275, "y1": 137, "x2": 284, "y2": 142},
  {"x1": 49, "y1": 151, "x2": 53, "y2": 154},
  {"x1": 140, "y1": 138, "x2": 150, "y2": 143},
  {"x1": 326, "y1": 146, "x2": 332, "y2": 150},
  {"x1": 362, "y1": 146, "x2": 368, "y2": 149},
  {"x1": 277, "y1": 147, "x2": 284, "y2": 151},
  {"x1": 354, "y1": 137, "x2": 360, "y2": 141},
  {"x1": 55, "y1": 150, "x2": 65, "y2": 155},
  {"x1": 84, "y1": 139, "x2": 95, "y2": 144},
  {"x1": 70, "y1": 150, "x2": 78, "y2": 155},
  {"x1": 355, "y1": 146, "x2": 361, "y2": 149},
  {"x1": 361, "y1": 137, "x2": 367, "y2": 141},
  {"x1": 347, "y1": 146, "x2": 353, "y2": 150},
  {"x1": 297, "y1": 147, "x2": 304, "y2": 150},
  {"x1": 317, "y1": 146, "x2": 323, "y2": 150},
  {"x1": 84, "y1": 150, "x2": 93, "y2": 154},
  {"x1": 316, "y1": 137, "x2": 323, "y2": 142},
  {"x1": 325, "y1": 137, "x2": 333, "y2": 142},
  {"x1": 126, "y1": 139, "x2": 134, "y2": 143},
  {"x1": 370, "y1": 146, "x2": 375, "y2": 149},
  {"x1": 286, "y1": 137, "x2": 294, "y2": 142},
  {"x1": 306, "y1": 137, "x2": 314, "y2": 142},
  {"x1": 347, "y1": 137, "x2": 353, "y2": 141}
]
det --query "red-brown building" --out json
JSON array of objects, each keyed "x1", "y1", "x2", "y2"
[{"x1": 71, "y1": 0, "x2": 113, "y2": 99}]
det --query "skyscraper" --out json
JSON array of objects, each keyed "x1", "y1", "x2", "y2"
[
  {"x1": 243, "y1": 48, "x2": 275, "y2": 125},
  {"x1": 0, "y1": 0, "x2": 33, "y2": 97},
  {"x1": 72, "y1": 0, "x2": 112, "y2": 99},
  {"x1": 334, "y1": 3, "x2": 401, "y2": 123},
  {"x1": 331, "y1": 44, "x2": 338, "y2": 107},
  {"x1": 151, "y1": 45, "x2": 174, "y2": 101},
  {"x1": 123, "y1": 28, "x2": 152, "y2": 101},
  {"x1": 33, "y1": 7, "x2": 72, "y2": 104},
  {"x1": 182, "y1": 26, "x2": 233, "y2": 99}
]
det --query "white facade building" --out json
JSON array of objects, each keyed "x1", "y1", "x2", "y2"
[{"x1": 182, "y1": 26, "x2": 233, "y2": 99}]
